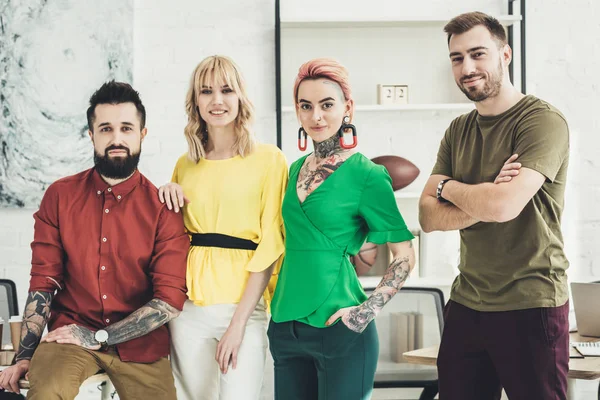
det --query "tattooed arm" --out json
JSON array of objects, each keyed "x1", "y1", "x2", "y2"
[
  {"x1": 42, "y1": 298, "x2": 180, "y2": 348},
  {"x1": 0, "y1": 291, "x2": 54, "y2": 393},
  {"x1": 16, "y1": 291, "x2": 54, "y2": 361},
  {"x1": 326, "y1": 240, "x2": 415, "y2": 333},
  {"x1": 104, "y1": 298, "x2": 180, "y2": 345}
]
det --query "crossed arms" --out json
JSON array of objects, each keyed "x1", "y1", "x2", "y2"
[{"x1": 419, "y1": 155, "x2": 546, "y2": 233}]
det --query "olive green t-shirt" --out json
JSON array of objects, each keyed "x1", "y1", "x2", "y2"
[{"x1": 432, "y1": 95, "x2": 570, "y2": 311}]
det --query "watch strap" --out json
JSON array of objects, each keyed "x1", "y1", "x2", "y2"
[{"x1": 436, "y1": 178, "x2": 453, "y2": 202}]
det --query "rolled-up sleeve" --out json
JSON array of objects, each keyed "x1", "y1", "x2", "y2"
[
  {"x1": 30, "y1": 183, "x2": 65, "y2": 292},
  {"x1": 245, "y1": 150, "x2": 288, "y2": 273},
  {"x1": 149, "y1": 207, "x2": 190, "y2": 310}
]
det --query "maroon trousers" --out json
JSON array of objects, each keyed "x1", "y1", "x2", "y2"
[{"x1": 437, "y1": 300, "x2": 569, "y2": 400}]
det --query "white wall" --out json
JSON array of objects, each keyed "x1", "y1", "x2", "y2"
[
  {"x1": 0, "y1": 0, "x2": 598, "y2": 355},
  {"x1": 1, "y1": 0, "x2": 599, "y2": 398},
  {"x1": 528, "y1": 0, "x2": 600, "y2": 284}
]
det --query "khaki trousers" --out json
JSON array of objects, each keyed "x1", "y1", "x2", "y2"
[{"x1": 27, "y1": 342, "x2": 176, "y2": 400}]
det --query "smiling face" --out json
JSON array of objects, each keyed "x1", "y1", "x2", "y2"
[
  {"x1": 296, "y1": 78, "x2": 352, "y2": 143},
  {"x1": 196, "y1": 79, "x2": 240, "y2": 130},
  {"x1": 449, "y1": 25, "x2": 511, "y2": 102}
]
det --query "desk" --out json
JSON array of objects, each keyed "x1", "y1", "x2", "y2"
[{"x1": 403, "y1": 332, "x2": 600, "y2": 399}]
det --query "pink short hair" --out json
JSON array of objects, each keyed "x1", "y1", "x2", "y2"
[{"x1": 293, "y1": 58, "x2": 354, "y2": 121}]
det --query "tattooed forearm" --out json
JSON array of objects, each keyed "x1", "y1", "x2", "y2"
[
  {"x1": 104, "y1": 299, "x2": 180, "y2": 346},
  {"x1": 15, "y1": 291, "x2": 54, "y2": 362},
  {"x1": 346, "y1": 256, "x2": 411, "y2": 333}
]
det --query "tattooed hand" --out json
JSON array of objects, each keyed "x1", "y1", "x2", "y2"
[
  {"x1": 41, "y1": 324, "x2": 100, "y2": 350},
  {"x1": 326, "y1": 242, "x2": 414, "y2": 333},
  {"x1": 326, "y1": 304, "x2": 375, "y2": 333}
]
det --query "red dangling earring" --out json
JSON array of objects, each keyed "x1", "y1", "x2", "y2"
[
  {"x1": 338, "y1": 116, "x2": 357, "y2": 149},
  {"x1": 298, "y1": 127, "x2": 308, "y2": 151}
]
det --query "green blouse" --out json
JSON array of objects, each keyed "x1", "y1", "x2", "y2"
[{"x1": 271, "y1": 152, "x2": 414, "y2": 328}]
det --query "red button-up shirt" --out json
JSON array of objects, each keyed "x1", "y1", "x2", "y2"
[{"x1": 29, "y1": 168, "x2": 189, "y2": 363}]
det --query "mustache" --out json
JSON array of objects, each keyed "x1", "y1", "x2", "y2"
[
  {"x1": 104, "y1": 145, "x2": 130, "y2": 156},
  {"x1": 460, "y1": 74, "x2": 485, "y2": 83}
]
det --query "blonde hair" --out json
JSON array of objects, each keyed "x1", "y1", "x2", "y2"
[{"x1": 184, "y1": 56, "x2": 256, "y2": 162}]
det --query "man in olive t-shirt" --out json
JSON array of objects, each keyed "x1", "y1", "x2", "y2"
[{"x1": 419, "y1": 12, "x2": 570, "y2": 400}]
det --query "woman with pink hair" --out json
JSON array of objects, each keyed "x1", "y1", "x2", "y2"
[{"x1": 268, "y1": 58, "x2": 416, "y2": 399}]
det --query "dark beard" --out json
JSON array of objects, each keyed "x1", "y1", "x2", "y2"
[
  {"x1": 458, "y1": 59, "x2": 503, "y2": 102},
  {"x1": 94, "y1": 145, "x2": 140, "y2": 179},
  {"x1": 314, "y1": 133, "x2": 343, "y2": 159}
]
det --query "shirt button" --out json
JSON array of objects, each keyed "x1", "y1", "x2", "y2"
[
  {"x1": 97, "y1": 190, "x2": 101, "y2": 195},
  {"x1": 107, "y1": 188, "x2": 112, "y2": 192},
  {"x1": 105, "y1": 209, "x2": 109, "y2": 213},
  {"x1": 101, "y1": 266, "x2": 106, "y2": 271},
  {"x1": 102, "y1": 237, "x2": 107, "y2": 242},
  {"x1": 117, "y1": 195, "x2": 122, "y2": 200},
  {"x1": 105, "y1": 319, "x2": 110, "y2": 324},
  {"x1": 102, "y1": 295, "x2": 107, "y2": 299}
]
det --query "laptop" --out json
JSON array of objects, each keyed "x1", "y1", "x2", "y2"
[{"x1": 571, "y1": 282, "x2": 600, "y2": 337}]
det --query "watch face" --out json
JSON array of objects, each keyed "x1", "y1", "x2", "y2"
[{"x1": 95, "y1": 329, "x2": 109, "y2": 343}]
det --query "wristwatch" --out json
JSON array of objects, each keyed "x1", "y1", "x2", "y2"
[
  {"x1": 436, "y1": 178, "x2": 454, "y2": 203},
  {"x1": 94, "y1": 329, "x2": 109, "y2": 349}
]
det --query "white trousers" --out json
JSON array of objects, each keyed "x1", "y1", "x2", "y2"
[{"x1": 169, "y1": 300, "x2": 268, "y2": 400}]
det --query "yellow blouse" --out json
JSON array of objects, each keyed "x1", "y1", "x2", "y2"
[{"x1": 172, "y1": 143, "x2": 288, "y2": 307}]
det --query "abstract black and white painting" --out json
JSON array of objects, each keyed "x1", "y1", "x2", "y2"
[{"x1": 0, "y1": 0, "x2": 133, "y2": 207}]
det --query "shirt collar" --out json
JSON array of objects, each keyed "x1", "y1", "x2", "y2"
[{"x1": 93, "y1": 168, "x2": 141, "y2": 201}]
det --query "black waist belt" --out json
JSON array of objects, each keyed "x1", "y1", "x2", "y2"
[{"x1": 190, "y1": 233, "x2": 258, "y2": 250}]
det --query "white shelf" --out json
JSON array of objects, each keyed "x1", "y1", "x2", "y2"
[
  {"x1": 359, "y1": 275, "x2": 455, "y2": 289},
  {"x1": 282, "y1": 103, "x2": 474, "y2": 113},
  {"x1": 281, "y1": 15, "x2": 522, "y2": 29}
]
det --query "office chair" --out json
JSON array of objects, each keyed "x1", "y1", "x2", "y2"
[{"x1": 364, "y1": 286, "x2": 444, "y2": 400}]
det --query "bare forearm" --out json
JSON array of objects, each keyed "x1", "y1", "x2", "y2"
[
  {"x1": 419, "y1": 194, "x2": 479, "y2": 232},
  {"x1": 442, "y1": 181, "x2": 502, "y2": 222},
  {"x1": 104, "y1": 299, "x2": 180, "y2": 346},
  {"x1": 15, "y1": 291, "x2": 53, "y2": 362},
  {"x1": 230, "y1": 263, "x2": 275, "y2": 327}
]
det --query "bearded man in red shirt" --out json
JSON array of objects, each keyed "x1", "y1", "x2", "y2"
[{"x1": 0, "y1": 81, "x2": 189, "y2": 400}]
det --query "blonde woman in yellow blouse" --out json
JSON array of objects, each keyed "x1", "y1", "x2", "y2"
[{"x1": 158, "y1": 56, "x2": 288, "y2": 400}]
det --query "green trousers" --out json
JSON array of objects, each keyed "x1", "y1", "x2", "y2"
[{"x1": 267, "y1": 319, "x2": 379, "y2": 400}]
